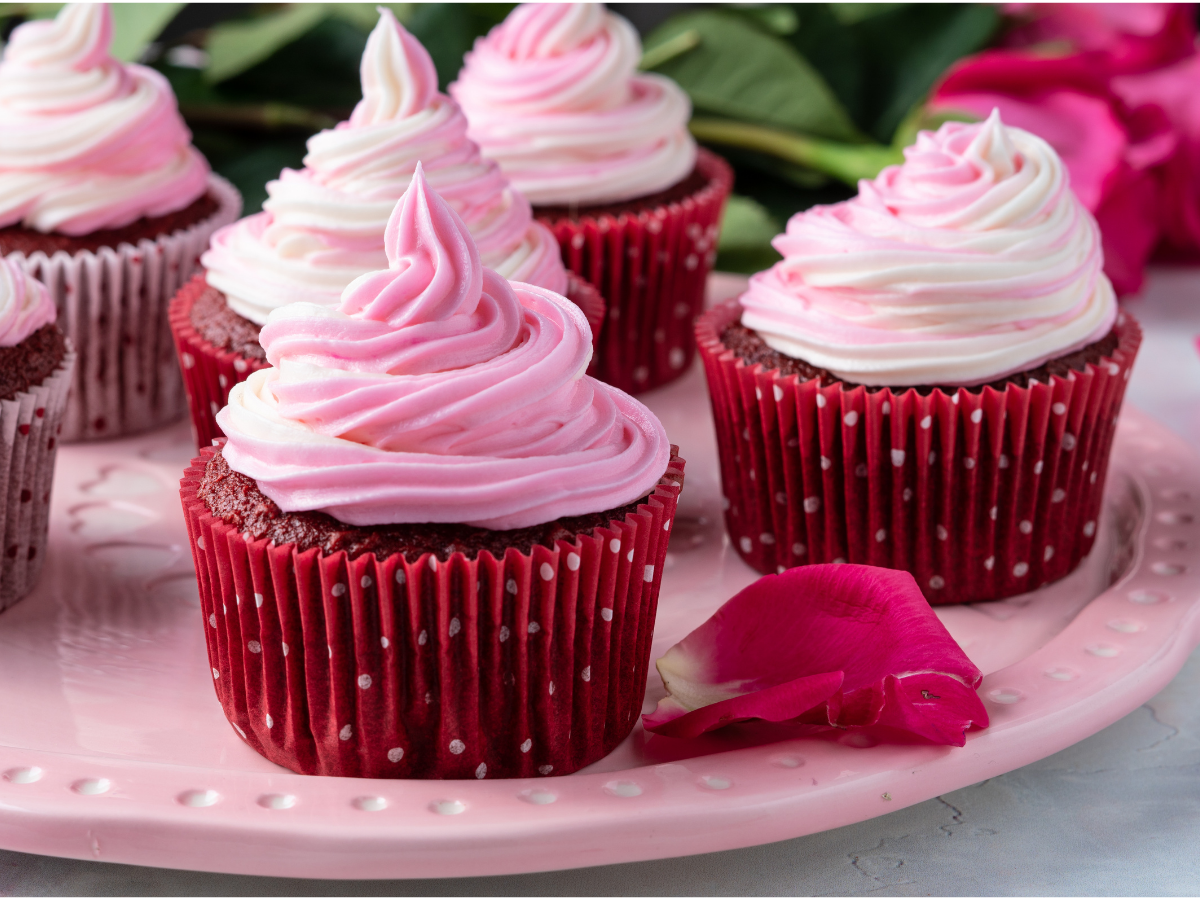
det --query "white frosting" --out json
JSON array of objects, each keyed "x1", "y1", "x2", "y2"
[
  {"x1": 203, "y1": 8, "x2": 566, "y2": 326},
  {"x1": 0, "y1": 257, "x2": 56, "y2": 348},
  {"x1": 0, "y1": 4, "x2": 209, "y2": 235},
  {"x1": 451, "y1": 3, "x2": 697, "y2": 206},
  {"x1": 739, "y1": 112, "x2": 1118, "y2": 387}
]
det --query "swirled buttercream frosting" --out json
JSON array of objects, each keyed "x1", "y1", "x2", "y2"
[
  {"x1": 738, "y1": 111, "x2": 1118, "y2": 387},
  {"x1": 450, "y1": 3, "x2": 697, "y2": 206},
  {"x1": 218, "y1": 164, "x2": 669, "y2": 530},
  {"x1": 0, "y1": 3, "x2": 209, "y2": 235},
  {"x1": 203, "y1": 8, "x2": 566, "y2": 327},
  {"x1": 0, "y1": 257, "x2": 55, "y2": 347}
]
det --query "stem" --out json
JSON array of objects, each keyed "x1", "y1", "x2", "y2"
[
  {"x1": 180, "y1": 102, "x2": 337, "y2": 132},
  {"x1": 640, "y1": 29, "x2": 700, "y2": 71},
  {"x1": 689, "y1": 117, "x2": 902, "y2": 186}
]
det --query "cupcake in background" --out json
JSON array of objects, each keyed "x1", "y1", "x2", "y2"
[
  {"x1": 0, "y1": 258, "x2": 74, "y2": 610},
  {"x1": 0, "y1": 3, "x2": 240, "y2": 442},
  {"x1": 181, "y1": 165, "x2": 683, "y2": 778},
  {"x1": 452, "y1": 2, "x2": 732, "y2": 394},
  {"x1": 172, "y1": 8, "x2": 603, "y2": 450},
  {"x1": 697, "y1": 111, "x2": 1140, "y2": 605}
]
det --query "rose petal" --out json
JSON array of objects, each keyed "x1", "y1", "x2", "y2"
[{"x1": 644, "y1": 565, "x2": 988, "y2": 744}]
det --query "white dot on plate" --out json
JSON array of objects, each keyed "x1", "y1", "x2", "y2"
[
  {"x1": 431, "y1": 799, "x2": 466, "y2": 815},
  {"x1": 1087, "y1": 644, "x2": 1121, "y2": 657},
  {"x1": 1045, "y1": 667, "x2": 1079, "y2": 682},
  {"x1": 701, "y1": 775, "x2": 732, "y2": 790},
  {"x1": 987, "y1": 688, "x2": 1023, "y2": 704},
  {"x1": 1128, "y1": 589, "x2": 1170, "y2": 604},
  {"x1": 72, "y1": 778, "x2": 112, "y2": 796},
  {"x1": 1107, "y1": 619, "x2": 1145, "y2": 634},
  {"x1": 3, "y1": 767, "x2": 42, "y2": 784},
  {"x1": 520, "y1": 789, "x2": 557, "y2": 805},
  {"x1": 178, "y1": 789, "x2": 220, "y2": 808},
  {"x1": 257, "y1": 793, "x2": 296, "y2": 810},
  {"x1": 605, "y1": 781, "x2": 642, "y2": 798},
  {"x1": 353, "y1": 796, "x2": 387, "y2": 812}
]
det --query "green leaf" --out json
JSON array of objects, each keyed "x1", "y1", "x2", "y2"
[
  {"x1": 643, "y1": 10, "x2": 863, "y2": 143},
  {"x1": 716, "y1": 193, "x2": 783, "y2": 275},
  {"x1": 405, "y1": 3, "x2": 514, "y2": 90},
  {"x1": 828, "y1": 3, "x2": 903, "y2": 26},
  {"x1": 327, "y1": 3, "x2": 414, "y2": 32},
  {"x1": 109, "y1": 3, "x2": 183, "y2": 62},
  {"x1": 734, "y1": 4, "x2": 798, "y2": 36},
  {"x1": 204, "y1": 3, "x2": 329, "y2": 84}
]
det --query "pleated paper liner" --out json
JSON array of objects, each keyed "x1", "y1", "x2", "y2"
[
  {"x1": 180, "y1": 448, "x2": 685, "y2": 778},
  {"x1": 0, "y1": 347, "x2": 75, "y2": 611},
  {"x1": 170, "y1": 272, "x2": 608, "y2": 452},
  {"x1": 697, "y1": 300, "x2": 1142, "y2": 606},
  {"x1": 4, "y1": 175, "x2": 241, "y2": 443},
  {"x1": 541, "y1": 148, "x2": 733, "y2": 396}
]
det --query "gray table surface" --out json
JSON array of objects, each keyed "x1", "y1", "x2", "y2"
[{"x1": 5, "y1": 268, "x2": 1200, "y2": 896}]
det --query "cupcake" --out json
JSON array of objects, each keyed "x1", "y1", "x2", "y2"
[
  {"x1": 179, "y1": 165, "x2": 683, "y2": 778},
  {"x1": 696, "y1": 111, "x2": 1141, "y2": 605},
  {"x1": 0, "y1": 258, "x2": 75, "y2": 610},
  {"x1": 451, "y1": 3, "x2": 732, "y2": 394},
  {"x1": 172, "y1": 9, "x2": 603, "y2": 451},
  {"x1": 0, "y1": 4, "x2": 241, "y2": 442}
]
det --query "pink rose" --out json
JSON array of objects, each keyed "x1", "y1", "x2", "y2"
[{"x1": 932, "y1": 51, "x2": 1175, "y2": 295}]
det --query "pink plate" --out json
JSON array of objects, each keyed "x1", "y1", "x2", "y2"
[{"x1": 0, "y1": 283, "x2": 1197, "y2": 878}]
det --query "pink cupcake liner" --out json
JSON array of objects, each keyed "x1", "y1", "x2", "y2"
[
  {"x1": 180, "y1": 448, "x2": 685, "y2": 778},
  {"x1": 697, "y1": 300, "x2": 1142, "y2": 605},
  {"x1": 0, "y1": 347, "x2": 75, "y2": 611},
  {"x1": 170, "y1": 271, "x2": 608, "y2": 452},
  {"x1": 542, "y1": 148, "x2": 733, "y2": 395},
  {"x1": 5, "y1": 175, "x2": 241, "y2": 443}
]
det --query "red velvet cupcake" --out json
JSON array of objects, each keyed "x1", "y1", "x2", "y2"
[
  {"x1": 0, "y1": 4, "x2": 240, "y2": 442},
  {"x1": 180, "y1": 168, "x2": 682, "y2": 778},
  {"x1": 697, "y1": 112, "x2": 1140, "y2": 605},
  {"x1": 452, "y1": 3, "x2": 732, "y2": 394}
]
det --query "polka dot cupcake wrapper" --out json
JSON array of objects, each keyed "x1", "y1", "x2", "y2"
[
  {"x1": 6, "y1": 174, "x2": 241, "y2": 443},
  {"x1": 0, "y1": 347, "x2": 74, "y2": 611},
  {"x1": 180, "y1": 448, "x2": 684, "y2": 779},
  {"x1": 170, "y1": 272, "x2": 607, "y2": 453},
  {"x1": 543, "y1": 147, "x2": 733, "y2": 396},
  {"x1": 697, "y1": 301, "x2": 1142, "y2": 605}
]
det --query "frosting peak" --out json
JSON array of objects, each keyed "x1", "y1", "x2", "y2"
[
  {"x1": 203, "y1": 8, "x2": 567, "y2": 326},
  {"x1": 0, "y1": 257, "x2": 56, "y2": 348},
  {"x1": 218, "y1": 168, "x2": 669, "y2": 529},
  {"x1": 0, "y1": 3, "x2": 209, "y2": 234},
  {"x1": 451, "y1": 2, "x2": 697, "y2": 205},
  {"x1": 739, "y1": 111, "x2": 1117, "y2": 387}
]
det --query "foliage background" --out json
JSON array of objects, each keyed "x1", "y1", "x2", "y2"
[{"x1": 0, "y1": 3, "x2": 1006, "y2": 272}]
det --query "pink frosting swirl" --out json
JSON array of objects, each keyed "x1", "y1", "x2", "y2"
[
  {"x1": 0, "y1": 257, "x2": 55, "y2": 347},
  {"x1": 203, "y1": 9, "x2": 566, "y2": 326},
  {"x1": 739, "y1": 111, "x2": 1117, "y2": 386},
  {"x1": 0, "y1": 3, "x2": 209, "y2": 235},
  {"x1": 218, "y1": 164, "x2": 669, "y2": 530},
  {"x1": 451, "y1": 3, "x2": 696, "y2": 206}
]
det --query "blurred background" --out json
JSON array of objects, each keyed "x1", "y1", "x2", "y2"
[{"x1": 1, "y1": 2, "x2": 1196, "y2": 293}]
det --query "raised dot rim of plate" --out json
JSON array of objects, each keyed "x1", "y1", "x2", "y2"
[
  {"x1": 1129, "y1": 588, "x2": 1171, "y2": 604},
  {"x1": 1087, "y1": 643, "x2": 1121, "y2": 657},
  {"x1": 1155, "y1": 511, "x2": 1194, "y2": 525},
  {"x1": 1154, "y1": 537, "x2": 1190, "y2": 551},
  {"x1": 3, "y1": 766, "x2": 42, "y2": 784},
  {"x1": 177, "y1": 789, "x2": 220, "y2": 808},
  {"x1": 700, "y1": 775, "x2": 732, "y2": 790},
  {"x1": 1151, "y1": 562, "x2": 1186, "y2": 576},
  {"x1": 1044, "y1": 667, "x2": 1079, "y2": 681},
  {"x1": 72, "y1": 778, "x2": 111, "y2": 795},
  {"x1": 352, "y1": 796, "x2": 387, "y2": 812},
  {"x1": 838, "y1": 732, "x2": 877, "y2": 749},
  {"x1": 605, "y1": 781, "x2": 643, "y2": 798},
  {"x1": 519, "y1": 789, "x2": 557, "y2": 805},
  {"x1": 431, "y1": 799, "x2": 466, "y2": 815},
  {"x1": 257, "y1": 793, "x2": 296, "y2": 810},
  {"x1": 1160, "y1": 489, "x2": 1192, "y2": 502},
  {"x1": 771, "y1": 755, "x2": 805, "y2": 769},
  {"x1": 1107, "y1": 619, "x2": 1146, "y2": 634},
  {"x1": 987, "y1": 688, "x2": 1024, "y2": 704}
]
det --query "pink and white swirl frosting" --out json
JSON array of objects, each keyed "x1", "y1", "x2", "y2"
[
  {"x1": 0, "y1": 3, "x2": 209, "y2": 235},
  {"x1": 739, "y1": 111, "x2": 1117, "y2": 387},
  {"x1": 218, "y1": 165, "x2": 669, "y2": 530},
  {"x1": 203, "y1": 9, "x2": 566, "y2": 327},
  {"x1": 0, "y1": 257, "x2": 56, "y2": 347},
  {"x1": 450, "y1": 3, "x2": 696, "y2": 206}
]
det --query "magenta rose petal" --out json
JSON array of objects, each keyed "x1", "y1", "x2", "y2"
[{"x1": 643, "y1": 565, "x2": 989, "y2": 745}]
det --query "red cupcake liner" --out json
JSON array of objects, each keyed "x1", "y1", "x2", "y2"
[
  {"x1": 0, "y1": 347, "x2": 75, "y2": 611},
  {"x1": 541, "y1": 148, "x2": 733, "y2": 395},
  {"x1": 170, "y1": 272, "x2": 609, "y2": 452},
  {"x1": 697, "y1": 301, "x2": 1142, "y2": 606},
  {"x1": 180, "y1": 448, "x2": 685, "y2": 778},
  {"x1": 6, "y1": 175, "x2": 241, "y2": 442}
]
